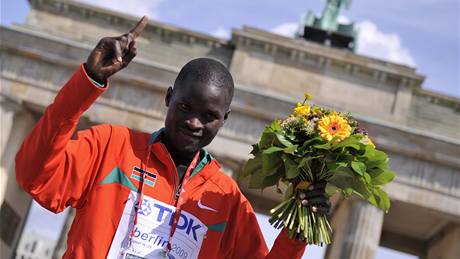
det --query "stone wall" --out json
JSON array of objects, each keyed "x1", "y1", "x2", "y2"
[
  {"x1": 229, "y1": 27, "x2": 429, "y2": 127},
  {"x1": 408, "y1": 89, "x2": 460, "y2": 138},
  {"x1": 24, "y1": 0, "x2": 233, "y2": 68}
]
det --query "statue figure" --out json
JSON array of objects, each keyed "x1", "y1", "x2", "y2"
[
  {"x1": 297, "y1": 0, "x2": 357, "y2": 51},
  {"x1": 320, "y1": 0, "x2": 352, "y2": 31}
]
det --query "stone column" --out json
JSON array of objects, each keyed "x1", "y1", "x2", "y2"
[
  {"x1": 325, "y1": 199, "x2": 384, "y2": 259},
  {"x1": 425, "y1": 225, "x2": 460, "y2": 259},
  {"x1": 0, "y1": 96, "x2": 17, "y2": 204},
  {"x1": 0, "y1": 96, "x2": 36, "y2": 259}
]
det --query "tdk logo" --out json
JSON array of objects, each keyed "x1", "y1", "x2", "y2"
[
  {"x1": 138, "y1": 199, "x2": 152, "y2": 216},
  {"x1": 142, "y1": 203, "x2": 204, "y2": 242}
]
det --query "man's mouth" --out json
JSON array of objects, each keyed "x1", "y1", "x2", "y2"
[{"x1": 179, "y1": 128, "x2": 202, "y2": 140}]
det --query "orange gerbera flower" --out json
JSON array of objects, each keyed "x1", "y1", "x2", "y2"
[{"x1": 317, "y1": 113, "x2": 351, "y2": 142}]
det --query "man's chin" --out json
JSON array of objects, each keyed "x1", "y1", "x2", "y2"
[
  {"x1": 172, "y1": 142, "x2": 202, "y2": 159},
  {"x1": 182, "y1": 144, "x2": 201, "y2": 155}
]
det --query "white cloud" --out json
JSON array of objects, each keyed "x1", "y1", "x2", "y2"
[
  {"x1": 356, "y1": 20, "x2": 416, "y2": 67},
  {"x1": 76, "y1": 0, "x2": 163, "y2": 18},
  {"x1": 270, "y1": 22, "x2": 298, "y2": 37},
  {"x1": 269, "y1": 19, "x2": 416, "y2": 67},
  {"x1": 211, "y1": 26, "x2": 231, "y2": 39},
  {"x1": 337, "y1": 15, "x2": 351, "y2": 24}
]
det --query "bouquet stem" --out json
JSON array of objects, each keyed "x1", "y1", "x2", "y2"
[{"x1": 269, "y1": 191, "x2": 332, "y2": 245}]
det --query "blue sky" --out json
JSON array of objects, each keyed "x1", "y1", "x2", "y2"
[
  {"x1": 3, "y1": 0, "x2": 457, "y2": 258},
  {"x1": 1, "y1": 0, "x2": 459, "y2": 97}
]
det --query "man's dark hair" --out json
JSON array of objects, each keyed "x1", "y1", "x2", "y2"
[{"x1": 174, "y1": 58, "x2": 234, "y2": 107}]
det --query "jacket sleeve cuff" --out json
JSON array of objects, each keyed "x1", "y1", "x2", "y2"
[
  {"x1": 271, "y1": 228, "x2": 307, "y2": 258},
  {"x1": 81, "y1": 64, "x2": 108, "y2": 88}
]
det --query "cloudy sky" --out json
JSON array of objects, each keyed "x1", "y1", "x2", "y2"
[
  {"x1": 1, "y1": 0, "x2": 459, "y2": 97},
  {"x1": 2, "y1": 0, "x2": 457, "y2": 258}
]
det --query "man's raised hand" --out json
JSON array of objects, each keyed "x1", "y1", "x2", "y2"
[{"x1": 85, "y1": 16, "x2": 148, "y2": 83}]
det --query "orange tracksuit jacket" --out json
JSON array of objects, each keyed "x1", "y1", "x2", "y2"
[{"x1": 15, "y1": 65, "x2": 306, "y2": 259}]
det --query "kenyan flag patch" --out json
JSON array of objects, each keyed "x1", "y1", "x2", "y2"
[{"x1": 130, "y1": 167, "x2": 157, "y2": 187}]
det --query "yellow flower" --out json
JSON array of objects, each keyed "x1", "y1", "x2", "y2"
[
  {"x1": 304, "y1": 93, "x2": 312, "y2": 100},
  {"x1": 356, "y1": 134, "x2": 376, "y2": 148},
  {"x1": 364, "y1": 136, "x2": 376, "y2": 148},
  {"x1": 311, "y1": 105, "x2": 321, "y2": 115},
  {"x1": 368, "y1": 138, "x2": 376, "y2": 148},
  {"x1": 318, "y1": 113, "x2": 351, "y2": 142},
  {"x1": 294, "y1": 103, "x2": 310, "y2": 116}
]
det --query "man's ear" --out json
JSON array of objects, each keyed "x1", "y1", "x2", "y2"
[
  {"x1": 165, "y1": 86, "x2": 173, "y2": 107},
  {"x1": 223, "y1": 108, "x2": 231, "y2": 122}
]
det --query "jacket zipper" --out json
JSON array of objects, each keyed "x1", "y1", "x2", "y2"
[{"x1": 160, "y1": 144, "x2": 179, "y2": 204}]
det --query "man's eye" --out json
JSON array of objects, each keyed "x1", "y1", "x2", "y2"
[
  {"x1": 206, "y1": 113, "x2": 219, "y2": 120},
  {"x1": 178, "y1": 103, "x2": 189, "y2": 111}
]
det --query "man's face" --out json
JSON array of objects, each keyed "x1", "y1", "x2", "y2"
[{"x1": 164, "y1": 77, "x2": 230, "y2": 160}]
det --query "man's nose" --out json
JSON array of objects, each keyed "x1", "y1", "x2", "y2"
[{"x1": 185, "y1": 117, "x2": 204, "y2": 130}]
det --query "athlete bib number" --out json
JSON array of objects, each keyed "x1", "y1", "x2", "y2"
[{"x1": 107, "y1": 191, "x2": 207, "y2": 259}]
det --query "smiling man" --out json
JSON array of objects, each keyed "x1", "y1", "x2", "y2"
[
  {"x1": 15, "y1": 16, "x2": 330, "y2": 259},
  {"x1": 163, "y1": 58, "x2": 233, "y2": 168}
]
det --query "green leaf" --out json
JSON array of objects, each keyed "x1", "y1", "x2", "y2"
[
  {"x1": 261, "y1": 166, "x2": 284, "y2": 188},
  {"x1": 361, "y1": 145, "x2": 376, "y2": 159},
  {"x1": 314, "y1": 142, "x2": 332, "y2": 150},
  {"x1": 366, "y1": 160, "x2": 388, "y2": 170},
  {"x1": 262, "y1": 152, "x2": 282, "y2": 175},
  {"x1": 325, "y1": 183, "x2": 339, "y2": 197},
  {"x1": 240, "y1": 156, "x2": 262, "y2": 179},
  {"x1": 326, "y1": 161, "x2": 348, "y2": 171},
  {"x1": 328, "y1": 168, "x2": 371, "y2": 199},
  {"x1": 368, "y1": 187, "x2": 391, "y2": 212},
  {"x1": 331, "y1": 135, "x2": 362, "y2": 151},
  {"x1": 369, "y1": 169, "x2": 396, "y2": 185},
  {"x1": 248, "y1": 167, "x2": 265, "y2": 188},
  {"x1": 263, "y1": 146, "x2": 284, "y2": 154},
  {"x1": 372, "y1": 150, "x2": 388, "y2": 161},
  {"x1": 377, "y1": 188, "x2": 391, "y2": 212},
  {"x1": 363, "y1": 172, "x2": 372, "y2": 184},
  {"x1": 282, "y1": 155, "x2": 300, "y2": 179},
  {"x1": 366, "y1": 192, "x2": 379, "y2": 208},
  {"x1": 299, "y1": 136, "x2": 324, "y2": 149},
  {"x1": 361, "y1": 146, "x2": 390, "y2": 170},
  {"x1": 299, "y1": 156, "x2": 321, "y2": 168},
  {"x1": 283, "y1": 144, "x2": 298, "y2": 154},
  {"x1": 342, "y1": 188, "x2": 353, "y2": 197},
  {"x1": 247, "y1": 158, "x2": 283, "y2": 189},
  {"x1": 351, "y1": 161, "x2": 366, "y2": 176},
  {"x1": 275, "y1": 133, "x2": 293, "y2": 147},
  {"x1": 269, "y1": 120, "x2": 282, "y2": 132},
  {"x1": 259, "y1": 132, "x2": 277, "y2": 149},
  {"x1": 363, "y1": 147, "x2": 388, "y2": 163}
]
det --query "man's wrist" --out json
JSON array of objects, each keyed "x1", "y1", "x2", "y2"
[
  {"x1": 88, "y1": 76, "x2": 106, "y2": 88},
  {"x1": 83, "y1": 63, "x2": 107, "y2": 88}
]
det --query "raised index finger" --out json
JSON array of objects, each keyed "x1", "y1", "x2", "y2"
[{"x1": 130, "y1": 16, "x2": 148, "y2": 38}]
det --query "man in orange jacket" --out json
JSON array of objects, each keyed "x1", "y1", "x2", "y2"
[{"x1": 15, "y1": 16, "x2": 330, "y2": 258}]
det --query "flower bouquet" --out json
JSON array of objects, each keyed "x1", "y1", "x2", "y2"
[{"x1": 239, "y1": 94, "x2": 395, "y2": 245}]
